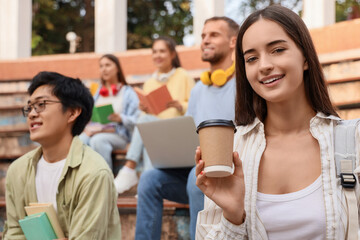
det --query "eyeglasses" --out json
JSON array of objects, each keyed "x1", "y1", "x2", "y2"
[{"x1": 22, "y1": 100, "x2": 62, "y2": 117}]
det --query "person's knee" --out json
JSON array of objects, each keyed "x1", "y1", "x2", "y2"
[
  {"x1": 138, "y1": 169, "x2": 158, "y2": 194},
  {"x1": 137, "y1": 114, "x2": 149, "y2": 124},
  {"x1": 138, "y1": 169, "x2": 162, "y2": 195},
  {"x1": 89, "y1": 134, "x2": 109, "y2": 150},
  {"x1": 137, "y1": 114, "x2": 157, "y2": 124}
]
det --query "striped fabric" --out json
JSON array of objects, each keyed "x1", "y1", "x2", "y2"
[{"x1": 196, "y1": 113, "x2": 360, "y2": 240}]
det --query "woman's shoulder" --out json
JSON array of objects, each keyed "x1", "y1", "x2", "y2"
[
  {"x1": 123, "y1": 85, "x2": 139, "y2": 98},
  {"x1": 174, "y1": 67, "x2": 191, "y2": 78},
  {"x1": 175, "y1": 67, "x2": 187, "y2": 73},
  {"x1": 144, "y1": 76, "x2": 158, "y2": 86},
  {"x1": 123, "y1": 84, "x2": 134, "y2": 91}
]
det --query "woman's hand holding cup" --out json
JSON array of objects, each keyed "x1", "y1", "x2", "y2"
[{"x1": 195, "y1": 147, "x2": 246, "y2": 225}]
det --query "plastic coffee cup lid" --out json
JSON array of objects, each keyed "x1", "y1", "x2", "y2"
[{"x1": 196, "y1": 119, "x2": 237, "y2": 133}]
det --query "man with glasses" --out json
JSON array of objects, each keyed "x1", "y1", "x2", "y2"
[{"x1": 3, "y1": 71, "x2": 121, "y2": 239}]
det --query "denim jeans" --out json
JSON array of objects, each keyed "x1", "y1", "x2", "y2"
[
  {"x1": 79, "y1": 132, "x2": 127, "y2": 169},
  {"x1": 125, "y1": 114, "x2": 159, "y2": 171},
  {"x1": 135, "y1": 166, "x2": 204, "y2": 240}
]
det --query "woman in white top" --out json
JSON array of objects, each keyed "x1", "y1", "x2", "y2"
[{"x1": 195, "y1": 5, "x2": 360, "y2": 240}]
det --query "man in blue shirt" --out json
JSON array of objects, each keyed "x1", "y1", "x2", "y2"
[{"x1": 135, "y1": 16, "x2": 239, "y2": 240}]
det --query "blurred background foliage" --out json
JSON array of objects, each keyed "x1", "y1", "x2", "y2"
[
  {"x1": 236, "y1": 0, "x2": 302, "y2": 16},
  {"x1": 127, "y1": 0, "x2": 192, "y2": 49},
  {"x1": 32, "y1": 0, "x2": 94, "y2": 55},
  {"x1": 31, "y1": 0, "x2": 192, "y2": 55},
  {"x1": 31, "y1": 0, "x2": 360, "y2": 56},
  {"x1": 336, "y1": 0, "x2": 360, "y2": 21}
]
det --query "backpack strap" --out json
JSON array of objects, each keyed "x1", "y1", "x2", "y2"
[{"x1": 334, "y1": 119, "x2": 360, "y2": 240}]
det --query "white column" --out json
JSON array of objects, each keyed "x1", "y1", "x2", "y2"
[
  {"x1": 302, "y1": 0, "x2": 335, "y2": 29},
  {"x1": 193, "y1": 0, "x2": 225, "y2": 46},
  {"x1": 95, "y1": 0, "x2": 127, "y2": 53},
  {"x1": 0, "y1": 0, "x2": 32, "y2": 60}
]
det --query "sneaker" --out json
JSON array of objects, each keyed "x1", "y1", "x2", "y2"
[{"x1": 114, "y1": 168, "x2": 138, "y2": 194}]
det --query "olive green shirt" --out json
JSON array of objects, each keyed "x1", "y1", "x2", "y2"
[{"x1": 3, "y1": 136, "x2": 121, "y2": 240}]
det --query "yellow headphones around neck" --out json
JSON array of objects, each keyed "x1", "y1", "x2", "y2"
[{"x1": 200, "y1": 62, "x2": 235, "y2": 86}]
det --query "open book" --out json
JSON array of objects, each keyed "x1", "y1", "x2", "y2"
[
  {"x1": 21, "y1": 203, "x2": 65, "y2": 239},
  {"x1": 91, "y1": 104, "x2": 114, "y2": 124},
  {"x1": 134, "y1": 85, "x2": 173, "y2": 115}
]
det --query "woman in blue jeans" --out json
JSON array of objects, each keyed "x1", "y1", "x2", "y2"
[
  {"x1": 114, "y1": 36, "x2": 194, "y2": 194},
  {"x1": 80, "y1": 54, "x2": 140, "y2": 170}
]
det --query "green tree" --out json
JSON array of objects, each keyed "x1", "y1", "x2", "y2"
[
  {"x1": 235, "y1": 0, "x2": 302, "y2": 19},
  {"x1": 32, "y1": 0, "x2": 94, "y2": 56},
  {"x1": 127, "y1": 0, "x2": 192, "y2": 49},
  {"x1": 336, "y1": 0, "x2": 360, "y2": 22},
  {"x1": 232, "y1": 0, "x2": 360, "y2": 23},
  {"x1": 31, "y1": 0, "x2": 192, "y2": 55}
]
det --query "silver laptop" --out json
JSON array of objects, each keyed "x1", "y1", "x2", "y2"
[{"x1": 136, "y1": 116, "x2": 200, "y2": 168}]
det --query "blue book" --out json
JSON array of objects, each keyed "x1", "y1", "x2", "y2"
[{"x1": 19, "y1": 212, "x2": 57, "y2": 240}]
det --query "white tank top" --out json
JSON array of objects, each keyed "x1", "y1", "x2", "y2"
[{"x1": 256, "y1": 176, "x2": 326, "y2": 240}]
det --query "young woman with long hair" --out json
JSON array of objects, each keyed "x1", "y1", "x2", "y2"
[{"x1": 195, "y1": 5, "x2": 359, "y2": 239}]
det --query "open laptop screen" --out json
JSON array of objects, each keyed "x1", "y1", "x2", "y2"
[{"x1": 136, "y1": 116, "x2": 200, "y2": 168}]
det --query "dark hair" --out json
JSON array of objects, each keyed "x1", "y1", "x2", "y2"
[
  {"x1": 153, "y1": 36, "x2": 181, "y2": 68},
  {"x1": 100, "y1": 54, "x2": 128, "y2": 85},
  {"x1": 205, "y1": 16, "x2": 240, "y2": 37},
  {"x1": 28, "y1": 71, "x2": 94, "y2": 136},
  {"x1": 235, "y1": 5, "x2": 338, "y2": 125}
]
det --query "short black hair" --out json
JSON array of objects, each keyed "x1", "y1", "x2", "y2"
[
  {"x1": 28, "y1": 71, "x2": 94, "y2": 136},
  {"x1": 205, "y1": 16, "x2": 240, "y2": 37}
]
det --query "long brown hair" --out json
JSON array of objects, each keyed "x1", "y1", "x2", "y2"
[
  {"x1": 235, "y1": 5, "x2": 338, "y2": 126},
  {"x1": 153, "y1": 36, "x2": 181, "y2": 68},
  {"x1": 100, "y1": 54, "x2": 128, "y2": 86}
]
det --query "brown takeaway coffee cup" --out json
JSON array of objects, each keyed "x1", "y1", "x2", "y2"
[{"x1": 196, "y1": 119, "x2": 236, "y2": 177}]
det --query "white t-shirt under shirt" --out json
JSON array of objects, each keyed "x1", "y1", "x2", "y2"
[
  {"x1": 256, "y1": 176, "x2": 326, "y2": 240},
  {"x1": 35, "y1": 156, "x2": 66, "y2": 211}
]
